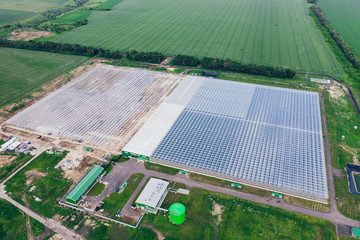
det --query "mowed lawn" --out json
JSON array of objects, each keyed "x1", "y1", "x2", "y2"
[
  {"x1": 319, "y1": 0, "x2": 360, "y2": 58},
  {"x1": 0, "y1": 9, "x2": 35, "y2": 24},
  {"x1": 0, "y1": 47, "x2": 86, "y2": 107},
  {"x1": 54, "y1": 0, "x2": 343, "y2": 75}
]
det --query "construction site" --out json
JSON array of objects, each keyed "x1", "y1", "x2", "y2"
[
  {"x1": 3, "y1": 65, "x2": 184, "y2": 151},
  {"x1": 2, "y1": 65, "x2": 328, "y2": 205}
]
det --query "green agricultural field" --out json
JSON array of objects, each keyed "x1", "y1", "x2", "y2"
[
  {"x1": 0, "y1": 0, "x2": 66, "y2": 12},
  {"x1": 0, "y1": 9, "x2": 35, "y2": 24},
  {"x1": 97, "y1": 0, "x2": 123, "y2": 9},
  {"x1": 0, "y1": 47, "x2": 86, "y2": 107},
  {"x1": 54, "y1": 0, "x2": 343, "y2": 75},
  {"x1": 50, "y1": 11, "x2": 92, "y2": 23},
  {"x1": 318, "y1": 0, "x2": 360, "y2": 58}
]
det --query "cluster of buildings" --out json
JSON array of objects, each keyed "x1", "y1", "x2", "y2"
[{"x1": 0, "y1": 137, "x2": 34, "y2": 154}]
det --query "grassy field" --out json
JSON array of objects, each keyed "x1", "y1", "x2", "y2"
[
  {"x1": 0, "y1": 152, "x2": 33, "y2": 182},
  {"x1": 29, "y1": 217, "x2": 46, "y2": 237},
  {"x1": 0, "y1": 47, "x2": 86, "y2": 107},
  {"x1": 318, "y1": 0, "x2": 360, "y2": 58},
  {"x1": 53, "y1": 0, "x2": 342, "y2": 75},
  {"x1": 87, "y1": 182, "x2": 106, "y2": 196},
  {"x1": 147, "y1": 188, "x2": 337, "y2": 240},
  {"x1": 0, "y1": 0, "x2": 67, "y2": 12},
  {"x1": 0, "y1": 9, "x2": 35, "y2": 24},
  {"x1": 102, "y1": 173, "x2": 144, "y2": 217},
  {"x1": 86, "y1": 222, "x2": 156, "y2": 240},
  {"x1": 324, "y1": 88, "x2": 360, "y2": 220},
  {"x1": 0, "y1": 199, "x2": 27, "y2": 239},
  {"x1": 4, "y1": 150, "x2": 77, "y2": 218}
]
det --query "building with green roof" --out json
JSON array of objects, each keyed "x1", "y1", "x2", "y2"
[
  {"x1": 66, "y1": 165, "x2": 104, "y2": 205},
  {"x1": 353, "y1": 227, "x2": 360, "y2": 239}
]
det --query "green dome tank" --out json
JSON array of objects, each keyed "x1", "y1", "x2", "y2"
[{"x1": 169, "y1": 203, "x2": 186, "y2": 225}]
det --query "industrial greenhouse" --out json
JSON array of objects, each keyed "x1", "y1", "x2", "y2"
[{"x1": 124, "y1": 76, "x2": 328, "y2": 203}]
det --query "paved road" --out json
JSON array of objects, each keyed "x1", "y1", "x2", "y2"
[
  {"x1": 0, "y1": 151, "x2": 82, "y2": 240},
  {"x1": 118, "y1": 159, "x2": 360, "y2": 228}
]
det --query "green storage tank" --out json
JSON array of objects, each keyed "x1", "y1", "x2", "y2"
[{"x1": 169, "y1": 203, "x2": 186, "y2": 225}]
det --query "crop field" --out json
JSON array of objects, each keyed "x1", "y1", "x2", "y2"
[
  {"x1": 318, "y1": 0, "x2": 360, "y2": 58},
  {"x1": 0, "y1": 0, "x2": 66, "y2": 12},
  {"x1": 0, "y1": 47, "x2": 86, "y2": 107},
  {"x1": 0, "y1": 9, "x2": 35, "y2": 24},
  {"x1": 50, "y1": 10, "x2": 92, "y2": 23},
  {"x1": 54, "y1": 0, "x2": 342, "y2": 75}
]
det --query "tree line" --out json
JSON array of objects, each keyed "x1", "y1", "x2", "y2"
[
  {"x1": 172, "y1": 55, "x2": 296, "y2": 79},
  {"x1": 0, "y1": 39, "x2": 122, "y2": 58},
  {"x1": 172, "y1": 55, "x2": 201, "y2": 67},
  {"x1": 0, "y1": 39, "x2": 166, "y2": 63},
  {"x1": 310, "y1": 5, "x2": 360, "y2": 69},
  {"x1": 126, "y1": 50, "x2": 165, "y2": 64}
]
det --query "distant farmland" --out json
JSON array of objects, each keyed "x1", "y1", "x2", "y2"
[
  {"x1": 54, "y1": 0, "x2": 343, "y2": 75},
  {"x1": 319, "y1": 0, "x2": 360, "y2": 58},
  {"x1": 0, "y1": 9, "x2": 35, "y2": 24},
  {"x1": 0, "y1": 48, "x2": 85, "y2": 107},
  {"x1": 0, "y1": 0, "x2": 66, "y2": 12}
]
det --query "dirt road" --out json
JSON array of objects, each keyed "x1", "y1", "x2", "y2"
[{"x1": 0, "y1": 151, "x2": 82, "y2": 240}]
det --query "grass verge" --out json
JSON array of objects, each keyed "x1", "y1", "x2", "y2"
[
  {"x1": 87, "y1": 182, "x2": 106, "y2": 197},
  {"x1": 145, "y1": 162, "x2": 179, "y2": 175}
]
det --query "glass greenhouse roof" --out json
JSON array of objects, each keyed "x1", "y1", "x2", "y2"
[{"x1": 125, "y1": 76, "x2": 328, "y2": 202}]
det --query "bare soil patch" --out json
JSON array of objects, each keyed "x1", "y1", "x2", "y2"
[
  {"x1": 25, "y1": 170, "x2": 47, "y2": 186},
  {"x1": 0, "y1": 154, "x2": 16, "y2": 168},
  {"x1": 328, "y1": 85, "x2": 345, "y2": 99},
  {"x1": 8, "y1": 30, "x2": 54, "y2": 41},
  {"x1": 211, "y1": 202, "x2": 224, "y2": 226},
  {"x1": 60, "y1": 154, "x2": 99, "y2": 183},
  {"x1": 49, "y1": 233, "x2": 65, "y2": 240}
]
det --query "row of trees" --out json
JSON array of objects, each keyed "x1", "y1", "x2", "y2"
[
  {"x1": 172, "y1": 55, "x2": 296, "y2": 79},
  {"x1": 126, "y1": 50, "x2": 165, "y2": 64},
  {"x1": 311, "y1": 5, "x2": 360, "y2": 69},
  {"x1": 0, "y1": 39, "x2": 122, "y2": 58},
  {"x1": 172, "y1": 55, "x2": 201, "y2": 67},
  {"x1": 0, "y1": 39, "x2": 167, "y2": 63},
  {"x1": 202, "y1": 57, "x2": 296, "y2": 78}
]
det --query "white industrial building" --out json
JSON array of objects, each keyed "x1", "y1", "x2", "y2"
[{"x1": 135, "y1": 178, "x2": 169, "y2": 213}]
